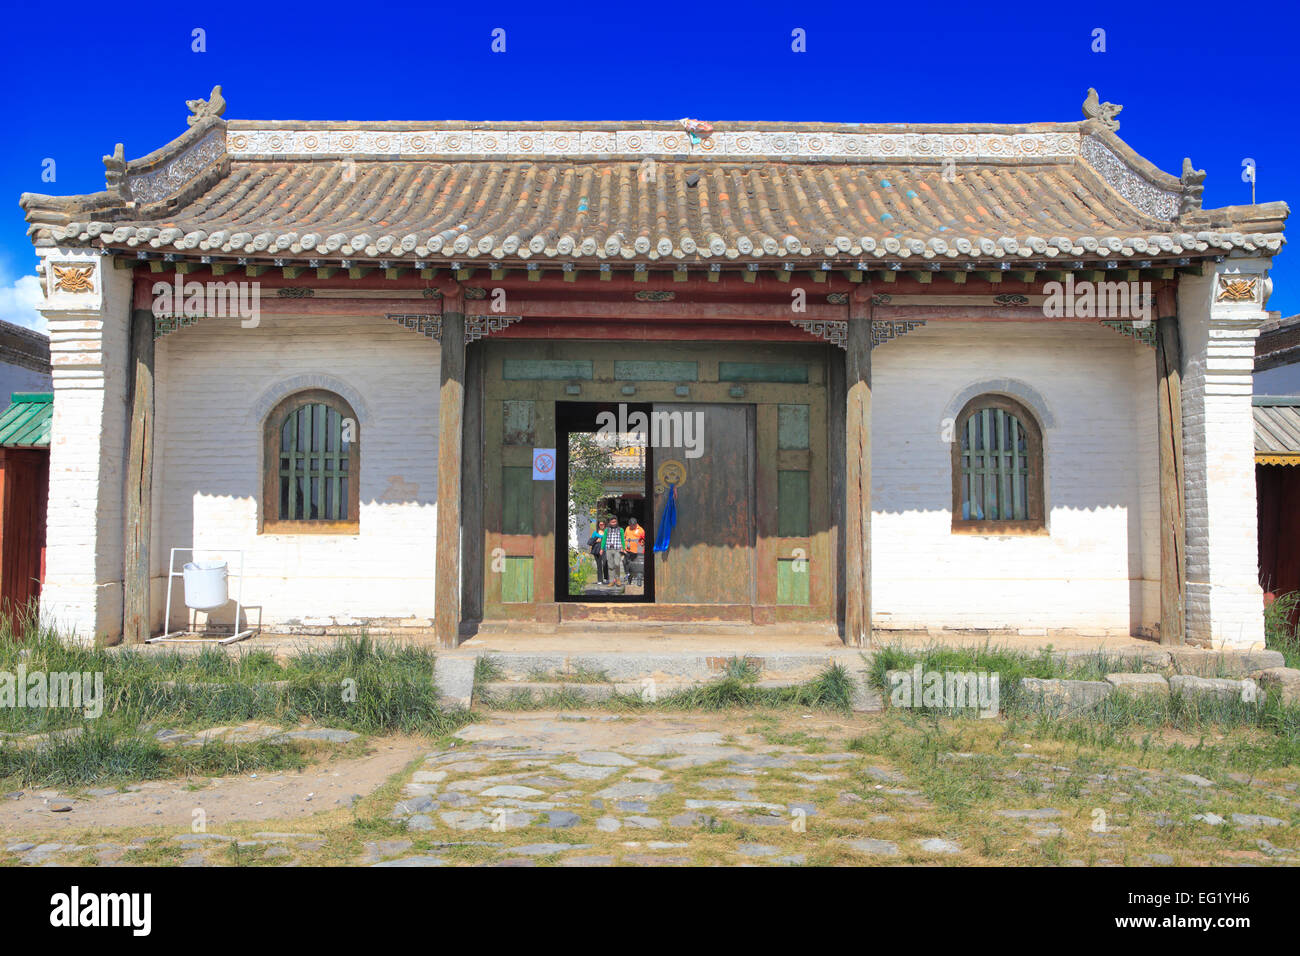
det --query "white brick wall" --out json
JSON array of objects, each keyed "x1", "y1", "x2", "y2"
[
  {"x1": 871, "y1": 321, "x2": 1159, "y2": 634},
  {"x1": 43, "y1": 280, "x2": 1264, "y2": 646},
  {"x1": 151, "y1": 312, "x2": 441, "y2": 630},
  {"x1": 1180, "y1": 266, "x2": 1267, "y2": 649},
  {"x1": 38, "y1": 251, "x2": 130, "y2": 645}
]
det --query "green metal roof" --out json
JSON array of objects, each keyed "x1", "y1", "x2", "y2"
[{"x1": 0, "y1": 393, "x2": 52, "y2": 448}]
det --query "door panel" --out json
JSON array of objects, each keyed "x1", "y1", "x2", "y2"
[{"x1": 652, "y1": 404, "x2": 755, "y2": 604}]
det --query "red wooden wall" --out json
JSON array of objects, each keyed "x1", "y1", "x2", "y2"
[
  {"x1": 0, "y1": 448, "x2": 49, "y2": 634},
  {"x1": 1258, "y1": 463, "x2": 1300, "y2": 628}
]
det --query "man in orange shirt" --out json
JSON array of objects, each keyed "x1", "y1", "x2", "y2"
[{"x1": 624, "y1": 517, "x2": 647, "y2": 587}]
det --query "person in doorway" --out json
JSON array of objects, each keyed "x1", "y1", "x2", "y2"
[
  {"x1": 624, "y1": 516, "x2": 646, "y2": 586},
  {"x1": 603, "y1": 516, "x2": 625, "y2": 588},
  {"x1": 587, "y1": 519, "x2": 607, "y2": 585}
]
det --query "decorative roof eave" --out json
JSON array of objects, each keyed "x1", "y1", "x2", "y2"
[
  {"x1": 48, "y1": 233, "x2": 1284, "y2": 269},
  {"x1": 18, "y1": 90, "x2": 1287, "y2": 261}
]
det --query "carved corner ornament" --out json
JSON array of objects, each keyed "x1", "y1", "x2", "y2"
[
  {"x1": 1082, "y1": 88, "x2": 1122, "y2": 132},
  {"x1": 1216, "y1": 275, "x2": 1259, "y2": 304},
  {"x1": 186, "y1": 85, "x2": 226, "y2": 126},
  {"x1": 51, "y1": 263, "x2": 95, "y2": 294},
  {"x1": 1178, "y1": 157, "x2": 1207, "y2": 217}
]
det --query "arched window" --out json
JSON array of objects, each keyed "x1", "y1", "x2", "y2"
[
  {"x1": 951, "y1": 395, "x2": 1044, "y2": 533},
  {"x1": 262, "y1": 389, "x2": 359, "y2": 533}
]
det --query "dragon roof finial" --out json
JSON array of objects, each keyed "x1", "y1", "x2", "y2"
[
  {"x1": 1082, "y1": 88, "x2": 1122, "y2": 132},
  {"x1": 186, "y1": 85, "x2": 226, "y2": 126}
]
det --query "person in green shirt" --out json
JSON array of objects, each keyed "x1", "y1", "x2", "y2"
[{"x1": 586, "y1": 519, "x2": 607, "y2": 584}]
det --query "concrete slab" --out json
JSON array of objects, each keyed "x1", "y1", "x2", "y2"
[{"x1": 433, "y1": 656, "x2": 476, "y2": 710}]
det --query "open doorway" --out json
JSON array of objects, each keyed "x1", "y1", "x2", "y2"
[{"x1": 555, "y1": 402, "x2": 655, "y2": 602}]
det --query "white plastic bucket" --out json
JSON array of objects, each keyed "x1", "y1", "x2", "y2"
[{"x1": 183, "y1": 560, "x2": 229, "y2": 610}]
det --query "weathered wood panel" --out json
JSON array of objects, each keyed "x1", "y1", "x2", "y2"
[
  {"x1": 777, "y1": 470, "x2": 810, "y2": 537},
  {"x1": 502, "y1": 466, "x2": 534, "y2": 534},
  {"x1": 502, "y1": 400, "x2": 535, "y2": 444},
  {"x1": 653, "y1": 403, "x2": 755, "y2": 604}
]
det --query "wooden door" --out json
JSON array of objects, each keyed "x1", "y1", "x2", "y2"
[{"x1": 651, "y1": 404, "x2": 755, "y2": 604}]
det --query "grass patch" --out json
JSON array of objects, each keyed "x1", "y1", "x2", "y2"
[
  {"x1": 0, "y1": 724, "x2": 309, "y2": 788},
  {"x1": 0, "y1": 622, "x2": 468, "y2": 738},
  {"x1": 1265, "y1": 592, "x2": 1300, "y2": 669}
]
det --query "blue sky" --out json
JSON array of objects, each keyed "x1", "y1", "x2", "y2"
[{"x1": 2, "y1": 0, "x2": 1296, "y2": 331}]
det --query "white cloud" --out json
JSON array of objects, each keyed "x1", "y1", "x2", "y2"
[{"x1": 0, "y1": 274, "x2": 45, "y2": 334}]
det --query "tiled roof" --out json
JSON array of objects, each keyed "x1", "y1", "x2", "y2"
[
  {"x1": 19, "y1": 100, "x2": 1288, "y2": 267},
  {"x1": 0, "y1": 393, "x2": 52, "y2": 448},
  {"x1": 1254, "y1": 398, "x2": 1300, "y2": 460}
]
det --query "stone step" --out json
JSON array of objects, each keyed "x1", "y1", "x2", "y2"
[
  {"x1": 473, "y1": 650, "x2": 863, "y2": 683},
  {"x1": 476, "y1": 676, "x2": 882, "y2": 712}
]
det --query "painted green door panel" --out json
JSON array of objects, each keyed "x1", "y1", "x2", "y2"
[
  {"x1": 777, "y1": 470, "x2": 810, "y2": 537},
  {"x1": 502, "y1": 556, "x2": 534, "y2": 603},
  {"x1": 503, "y1": 401, "x2": 535, "y2": 445},
  {"x1": 777, "y1": 558, "x2": 811, "y2": 605},
  {"x1": 718, "y1": 362, "x2": 809, "y2": 383},
  {"x1": 777, "y1": 404, "x2": 810, "y2": 449},
  {"x1": 502, "y1": 466, "x2": 534, "y2": 534},
  {"x1": 614, "y1": 360, "x2": 699, "y2": 382},
  {"x1": 503, "y1": 359, "x2": 593, "y2": 380}
]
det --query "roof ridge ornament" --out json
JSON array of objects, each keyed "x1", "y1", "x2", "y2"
[
  {"x1": 187, "y1": 85, "x2": 226, "y2": 127},
  {"x1": 1178, "y1": 157, "x2": 1207, "y2": 217},
  {"x1": 102, "y1": 142, "x2": 128, "y2": 195},
  {"x1": 1082, "y1": 88, "x2": 1122, "y2": 132}
]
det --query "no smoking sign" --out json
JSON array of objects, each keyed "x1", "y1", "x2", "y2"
[{"x1": 532, "y1": 448, "x2": 557, "y2": 481}]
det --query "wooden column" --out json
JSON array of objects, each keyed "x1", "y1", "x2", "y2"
[
  {"x1": 435, "y1": 293, "x2": 466, "y2": 646},
  {"x1": 123, "y1": 307, "x2": 154, "y2": 643},
  {"x1": 844, "y1": 288, "x2": 872, "y2": 645},
  {"x1": 461, "y1": 341, "x2": 484, "y2": 626},
  {"x1": 1155, "y1": 287, "x2": 1186, "y2": 645}
]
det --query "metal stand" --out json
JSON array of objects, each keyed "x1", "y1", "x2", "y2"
[{"x1": 147, "y1": 547, "x2": 256, "y2": 644}]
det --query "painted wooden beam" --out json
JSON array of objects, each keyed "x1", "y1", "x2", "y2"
[
  {"x1": 124, "y1": 308, "x2": 154, "y2": 644},
  {"x1": 435, "y1": 300, "x2": 467, "y2": 647},
  {"x1": 844, "y1": 288, "x2": 872, "y2": 646},
  {"x1": 1156, "y1": 287, "x2": 1186, "y2": 646}
]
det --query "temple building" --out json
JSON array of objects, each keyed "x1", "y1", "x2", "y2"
[{"x1": 19, "y1": 88, "x2": 1287, "y2": 649}]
